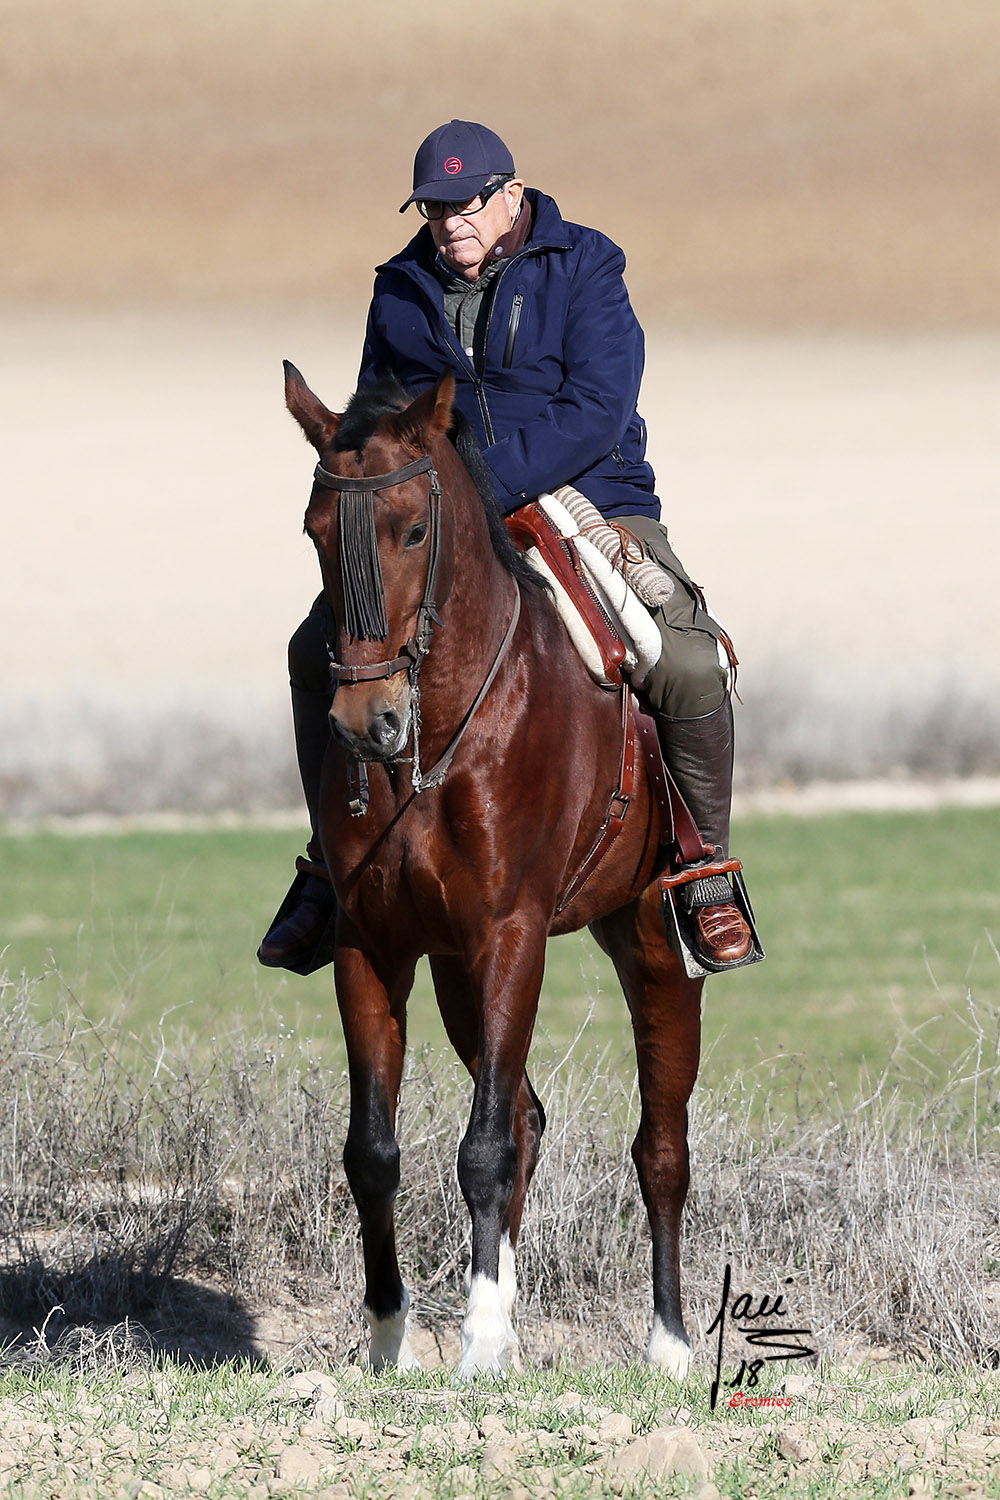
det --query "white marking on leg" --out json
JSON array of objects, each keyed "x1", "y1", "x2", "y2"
[
  {"x1": 498, "y1": 1232, "x2": 518, "y2": 1323},
  {"x1": 497, "y1": 1234, "x2": 522, "y2": 1371},
  {"x1": 646, "y1": 1315, "x2": 692, "y2": 1379},
  {"x1": 363, "y1": 1288, "x2": 421, "y2": 1372},
  {"x1": 457, "y1": 1273, "x2": 516, "y2": 1379}
]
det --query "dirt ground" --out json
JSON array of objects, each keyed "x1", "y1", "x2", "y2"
[
  {"x1": 3, "y1": 0, "x2": 1000, "y2": 326},
  {"x1": 0, "y1": 1350, "x2": 997, "y2": 1499},
  {"x1": 3, "y1": 312, "x2": 998, "y2": 738}
]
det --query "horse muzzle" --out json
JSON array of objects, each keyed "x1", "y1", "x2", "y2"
[{"x1": 329, "y1": 691, "x2": 412, "y2": 763}]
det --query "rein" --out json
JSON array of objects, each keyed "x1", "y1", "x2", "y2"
[{"x1": 313, "y1": 450, "x2": 520, "y2": 809}]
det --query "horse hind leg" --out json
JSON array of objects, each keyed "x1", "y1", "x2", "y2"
[
  {"x1": 590, "y1": 893, "x2": 704, "y2": 1379},
  {"x1": 429, "y1": 950, "x2": 547, "y2": 1377},
  {"x1": 335, "y1": 940, "x2": 419, "y2": 1371}
]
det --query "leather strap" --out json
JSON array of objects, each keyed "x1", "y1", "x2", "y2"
[
  {"x1": 412, "y1": 586, "x2": 522, "y2": 792},
  {"x1": 556, "y1": 686, "x2": 636, "y2": 913},
  {"x1": 506, "y1": 504, "x2": 627, "y2": 680},
  {"x1": 659, "y1": 856, "x2": 741, "y2": 892},
  {"x1": 329, "y1": 644, "x2": 418, "y2": 683},
  {"x1": 313, "y1": 454, "x2": 434, "y2": 491},
  {"x1": 631, "y1": 697, "x2": 674, "y2": 847},
  {"x1": 668, "y1": 774, "x2": 715, "y2": 865}
]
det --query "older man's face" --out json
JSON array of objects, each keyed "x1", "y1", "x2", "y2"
[{"x1": 429, "y1": 179, "x2": 525, "y2": 282}]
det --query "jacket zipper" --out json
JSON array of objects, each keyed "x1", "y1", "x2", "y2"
[
  {"x1": 475, "y1": 250, "x2": 560, "y2": 443},
  {"x1": 383, "y1": 241, "x2": 570, "y2": 450},
  {"x1": 502, "y1": 293, "x2": 523, "y2": 369}
]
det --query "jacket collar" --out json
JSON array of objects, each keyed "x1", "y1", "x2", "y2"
[{"x1": 376, "y1": 189, "x2": 570, "y2": 283}]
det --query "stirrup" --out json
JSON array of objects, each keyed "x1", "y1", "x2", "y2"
[
  {"x1": 256, "y1": 856, "x2": 337, "y2": 977},
  {"x1": 659, "y1": 857, "x2": 765, "y2": 978}
]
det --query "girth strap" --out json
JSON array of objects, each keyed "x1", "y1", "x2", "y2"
[
  {"x1": 556, "y1": 686, "x2": 637, "y2": 914},
  {"x1": 556, "y1": 691, "x2": 714, "y2": 914}
]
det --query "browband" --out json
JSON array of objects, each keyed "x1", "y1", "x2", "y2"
[{"x1": 313, "y1": 454, "x2": 434, "y2": 491}]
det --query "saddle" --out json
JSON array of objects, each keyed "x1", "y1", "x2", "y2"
[
  {"x1": 506, "y1": 499, "x2": 764, "y2": 977},
  {"x1": 506, "y1": 495, "x2": 662, "y2": 689}
]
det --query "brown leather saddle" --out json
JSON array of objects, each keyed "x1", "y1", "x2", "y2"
[{"x1": 507, "y1": 503, "x2": 764, "y2": 976}]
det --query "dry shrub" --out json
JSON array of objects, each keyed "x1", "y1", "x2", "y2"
[
  {"x1": 0, "y1": 970, "x2": 997, "y2": 1370},
  {"x1": 3, "y1": 675, "x2": 1000, "y2": 820},
  {"x1": 735, "y1": 675, "x2": 1000, "y2": 789}
]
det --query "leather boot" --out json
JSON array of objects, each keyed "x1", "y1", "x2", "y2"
[
  {"x1": 257, "y1": 686, "x2": 336, "y2": 970},
  {"x1": 291, "y1": 683, "x2": 334, "y2": 839},
  {"x1": 657, "y1": 697, "x2": 753, "y2": 965}
]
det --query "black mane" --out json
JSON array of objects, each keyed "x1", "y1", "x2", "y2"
[
  {"x1": 333, "y1": 377, "x2": 546, "y2": 593},
  {"x1": 334, "y1": 377, "x2": 412, "y2": 456}
]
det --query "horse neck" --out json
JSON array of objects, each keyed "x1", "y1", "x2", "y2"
[{"x1": 424, "y1": 454, "x2": 518, "y2": 689}]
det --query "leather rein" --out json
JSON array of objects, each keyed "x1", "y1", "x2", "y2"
[{"x1": 312, "y1": 452, "x2": 520, "y2": 807}]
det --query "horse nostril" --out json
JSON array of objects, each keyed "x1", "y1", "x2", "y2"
[{"x1": 372, "y1": 709, "x2": 402, "y2": 747}]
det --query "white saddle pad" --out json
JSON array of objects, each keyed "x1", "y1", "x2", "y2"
[{"x1": 535, "y1": 492, "x2": 663, "y2": 691}]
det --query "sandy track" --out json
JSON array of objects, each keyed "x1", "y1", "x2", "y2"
[
  {"x1": 3, "y1": 312, "x2": 998, "y2": 739},
  {"x1": 3, "y1": 0, "x2": 999, "y2": 324}
]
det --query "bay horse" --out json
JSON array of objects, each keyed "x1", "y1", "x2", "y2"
[{"x1": 286, "y1": 362, "x2": 704, "y2": 1379}]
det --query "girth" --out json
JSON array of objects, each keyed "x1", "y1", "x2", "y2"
[{"x1": 555, "y1": 690, "x2": 713, "y2": 914}]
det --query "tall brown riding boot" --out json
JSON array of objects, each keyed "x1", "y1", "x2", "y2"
[
  {"x1": 257, "y1": 685, "x2": 337, "y2": 972},
  {"x1": 656, "y1": 697, "x2": 753, "y2": 965}
]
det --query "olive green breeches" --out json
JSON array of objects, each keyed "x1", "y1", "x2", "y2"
[{"x1": 613, "y1": 513, "x2": 729, "y2": 721}]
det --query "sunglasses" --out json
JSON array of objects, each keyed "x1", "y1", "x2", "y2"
[{"x1": 415, "y1": 176, "x2": 513, "y2": 222}]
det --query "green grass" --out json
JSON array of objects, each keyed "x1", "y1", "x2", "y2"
[{"x1": 2, "y1": 807, "x2": 998, "y2": 1103}]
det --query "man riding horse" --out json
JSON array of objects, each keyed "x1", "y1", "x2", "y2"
[{"x1": 260, "y1": 119, "x2": 753, "y2": 971}]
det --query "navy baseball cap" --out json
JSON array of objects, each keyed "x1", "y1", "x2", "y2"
[{"x1": 399, "y1": 120, "x2": 516, "y2": 213}]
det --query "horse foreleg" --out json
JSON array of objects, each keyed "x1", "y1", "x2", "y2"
[
  {"x1": 429, "y1": 956, "x2": 547, "y2": 1349},
  {"x1": 591, "y1": 892, "x2": 704, "y2": 1379},
  {"x1": 334, "y1": 933, "x2": 417, "y2": 1370},
  {"x1": 446, "y1": 928, "x2": 546, "y2": 1378}
]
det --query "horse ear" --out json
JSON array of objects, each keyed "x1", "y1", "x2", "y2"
[
  {"x1": 395, "y1": 374, "x2": 456, "y2": 449},
  {"x1": 284, "y1": 360, "x2": 340, "y2": 451}
]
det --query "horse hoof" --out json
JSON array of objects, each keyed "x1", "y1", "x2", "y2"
[
  {"x1": 645, "y1": 1318, "x2": 692, "y2": 1379},
  {"x1": 458, "y1": 1274, "x2": 517, "y2": 1380},
  {"x1": 456, "y1": 1340, "x2": 517, "y2": 1382}
]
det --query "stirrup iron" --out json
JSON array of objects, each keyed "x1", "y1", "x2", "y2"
[{"x1": 659, "y1": 857, "x2": 765, "y2": 979}]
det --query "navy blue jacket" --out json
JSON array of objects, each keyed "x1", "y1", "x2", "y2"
[{"x1": 358, "y1": 189, "x2": 660, "y2": 521}]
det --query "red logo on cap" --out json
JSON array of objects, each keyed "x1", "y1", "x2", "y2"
[{"x1": 444, "y1": 156, "x2": 462, "y2": 175}]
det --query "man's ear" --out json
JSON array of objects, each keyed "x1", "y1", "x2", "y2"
[
  {"x1": 393, "y1": 374, "x2": 456, "y2": 450},
  {"x1": 284, "y1": 361, "x2": 340, "y2": 451}
]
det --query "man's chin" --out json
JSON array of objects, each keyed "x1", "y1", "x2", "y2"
[{"x1": 439, "y1": 247, "x2": 481, "y2": 278}]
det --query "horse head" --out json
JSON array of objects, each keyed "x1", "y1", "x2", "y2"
[{"x1": 284, "y1": 363, "x2": 462, "y2": 763}]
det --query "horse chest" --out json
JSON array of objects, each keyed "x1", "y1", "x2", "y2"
[{"x1": 341, "y1": 824, "x2": 455, "y2": 942}]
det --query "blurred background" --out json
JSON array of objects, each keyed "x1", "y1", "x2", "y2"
[{"x1": 3, "y1": 0, "x2": 1000, "y2": 815}]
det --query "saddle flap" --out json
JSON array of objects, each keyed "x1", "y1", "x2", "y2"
[{"x1": 506, "y1": 503, "x2": 627, "y2": 684}]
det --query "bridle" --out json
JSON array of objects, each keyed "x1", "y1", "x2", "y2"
[
  {"x1": 312, "y1": 450, "x2": 521, "y2": 809},
  {"x1": 314, "y1": 453, "x2": 446, "y2": 683}
]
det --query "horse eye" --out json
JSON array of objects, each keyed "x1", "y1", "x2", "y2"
[{"x1": 404, "y1": 522, "x2": 429, "y2": 548}]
